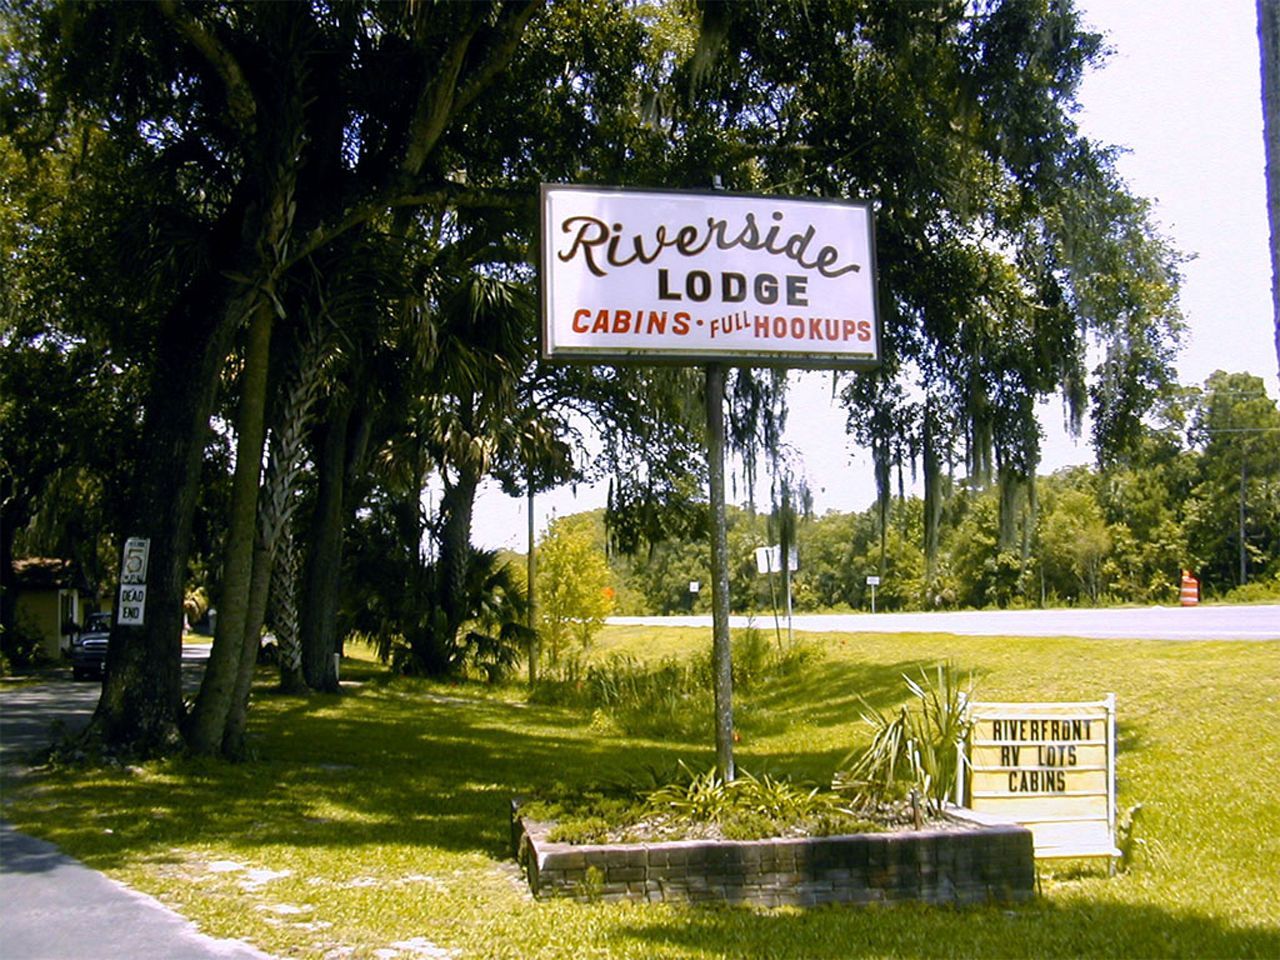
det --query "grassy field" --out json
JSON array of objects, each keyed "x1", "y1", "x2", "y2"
[{"x1": 3, "y1": 627, "x2": 1279, "y2": 959}]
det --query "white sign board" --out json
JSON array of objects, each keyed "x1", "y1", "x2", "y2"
[
  {"x1": 963, "y1": 696, "x2": 1119, "y2": 862},
  {"x1": 754, "y1": 545, "x2": 799, "y2": 574},
  {"x1": 117, "y1": 584, "x2": 148, "y2": 626},
  {"x1": 866, "y1": 575, "x2": 881, "y2": 586},
  {"x1": 541, "y1": 185, "x2": 880, "y2": 368}
]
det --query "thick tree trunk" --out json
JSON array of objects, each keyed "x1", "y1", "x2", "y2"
[
  {"x1": 226, "y1": 318, "x2": 324, "y2": 744},
  {"x1": 93, "y1": 276, "x2": 238, "y2": 753},
  {"x1": 190, "y1": 297, "x2": 274, "y2": 755},
  {"x1": 299, "y1": 398, "x2": 351, "y2": 692},
  {"x1": 222, "y1": 526, "x2": 274, "y2": 751},
  {"x1": 437, "y1": 466, "x2": 480, "y2": 662},
  {"x1": 272, "y1": 530, "x2": 307, "y2": 693},
  {"x1": 1260, "y1": 0, "x2": 1280, "y2": 378}
]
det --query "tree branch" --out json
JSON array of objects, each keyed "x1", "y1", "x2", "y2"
[
  {"x1": 448, "y1": 1, "x2": 545, "y2": 125},
  {"x1": 156, "y1": 0, "x2": 257, "y2": 132},
  {"x1": 400, "y1": 14, "x2": 482, "y2": 177},
  {"x1": 283, "y1": 182, "x2": 533, "y2": 271},
  {"x1": 401, "y1": 1, "x2": 544, "y2": 177}
]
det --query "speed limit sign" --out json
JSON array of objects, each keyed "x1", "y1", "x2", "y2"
[{"x1": 122, "y1": 537, "x2": 150, "y2": 584}]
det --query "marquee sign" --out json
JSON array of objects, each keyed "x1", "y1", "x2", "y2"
[
  {"x1": 963, "y1": 696, "x2": 1119, "y2": 863},
  {"x1": 540, "y1": 185, "x2": 880, "y2": 368}
]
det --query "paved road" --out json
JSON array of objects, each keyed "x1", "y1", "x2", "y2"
[
  {"x1": 1, "y1": 644, "x2": 274, "y2": 960},
  {"x1": 609, "y1": 603, "x2": 1280, "y2": 640},
  {"x1": 0, "y1": 643, "x2": 213, "y2": 765}
]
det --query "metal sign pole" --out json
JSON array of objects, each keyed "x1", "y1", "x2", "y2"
[
  {"x1": 783, "y1": 554, "x2": 794, "y2": 646},
  {"x1": 706, "y1": 362, "x2": 735, "y2": 782}
]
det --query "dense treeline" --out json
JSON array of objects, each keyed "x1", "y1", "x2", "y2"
[{"x1": 607, "y1": 371, "x2": 1280, "y2": 614}]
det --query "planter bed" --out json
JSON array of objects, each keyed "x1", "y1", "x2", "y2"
[{"x1": 513, "y1": 806, "x2": 1035, "y2": 908}]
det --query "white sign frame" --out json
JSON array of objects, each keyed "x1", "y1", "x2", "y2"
[
  {"x1": 540, "y1": 185, "x2": 881, "y2": 368},
  {"x1": 117, "y1": 584, "x2": 148, "y2": 626},
  {"x1": 961, "y1": 695, "x2": 1119, "y2": 864}
]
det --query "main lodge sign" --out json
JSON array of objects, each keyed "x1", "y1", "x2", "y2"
[{"x1": 540, "y1": 185, "x2": 880, "y2": 369}]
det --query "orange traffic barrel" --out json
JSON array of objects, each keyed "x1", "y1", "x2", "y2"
[{"x1": 1180, "y1": 570, "x2": 1199, "y2": 607}]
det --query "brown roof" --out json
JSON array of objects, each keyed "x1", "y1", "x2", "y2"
[{"x1": 11, "y1": 557, "x2": 87, "y2": 591}]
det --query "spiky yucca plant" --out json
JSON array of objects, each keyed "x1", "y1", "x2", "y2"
[{"x1": 833, "y1": 663, "x2": 974, "y2": 813}]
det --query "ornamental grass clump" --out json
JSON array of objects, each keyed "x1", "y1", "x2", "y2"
[
  {"x1": 833, "y1": 663, "x2": 974, "y2": 814},
  {"x1": 522, "y1": 762, "x2": 880, "y2": 844},
  {"x1": 640, "y1": 762, "x2": 879, "y2": 841}
]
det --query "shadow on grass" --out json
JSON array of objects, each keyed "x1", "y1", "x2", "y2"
[
  {"x1": 13, "y1": 676, "x2": 713, "y2": 870},
  {"x1": 739, "y1": 655, "x2": 949, "y2": 734},
  {"x1": 9, "y1": 650, "x2": 1279, "y2": 959},
  {"x1": 609, "y1": 898, "x2": 1280, "y2": 959},
  {"x1": 8, "y1": 654, "x2": 997, "y2": 874}
]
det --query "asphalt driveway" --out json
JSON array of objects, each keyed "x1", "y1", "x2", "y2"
[{"x1": 0, "y1": 643, "x2": 275, "y2": 960}]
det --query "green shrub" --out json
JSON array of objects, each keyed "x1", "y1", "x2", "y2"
[
  {"x1": 1222, "y1": 576, "x2": 1280, "y2": 603},
  {"x1": 0, "y1": 619, "x2": 47, "y2": 670},
  {"x1": 521, "y1": 762, "x2": 881, "y2": 844},
  {"x1": 643, "y1": 762, "x2": 879, "y2": 840},
  {"x1": 530, "y1": 653, "x2": 710, "y2": 737}
]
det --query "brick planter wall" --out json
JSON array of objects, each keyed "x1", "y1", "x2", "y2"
[{"x1": 514, "y1": 810, "x2": 1034, "y2": 907}]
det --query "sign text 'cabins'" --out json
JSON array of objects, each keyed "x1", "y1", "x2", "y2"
[{"x1": 540, "y1": 186, "x2": 880, "y2": 368}]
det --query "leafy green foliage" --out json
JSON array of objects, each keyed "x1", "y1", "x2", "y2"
[
  {"x1": 598, "y1": 373, "x2": 1280, "y2": 612},
  {"x1": 535, "y1": 513, "x2": 615, "y2": 664},
  {"x1": 530, "y1": 653, "x2": 709, "y2": 739},
  {"x1": 523, "y1": 762, "x2": 879, "y2": 845},
  {"x1": 642, "y1": 762, "x2": 878, "y2": 842},
  {"x1": 1184, "y1": 372, "x2": 1280, "y2": 591},
  {"x1": 362, "y1": 547, "x2": 532, "y2": 682},
  {"x1": 3, "y1": 0, "x2": 1221, "y2": 760}
]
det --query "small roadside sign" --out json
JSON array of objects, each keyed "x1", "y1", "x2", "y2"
[
  {"x1": 755, "y1": 545, "x2": 798, "y2": 574},
  {"x1": 118, "y1": 585, "x2": 147, "y2": 625},
  {"x1": 963, "y1": 696, "x2": 1119, "y2": 865},
  {"x1": 121, "y1": 537, "x2": 150, "y2": 584},
  {"x1": 119, "y1": 536, "x2": 151, "y2": 624}
]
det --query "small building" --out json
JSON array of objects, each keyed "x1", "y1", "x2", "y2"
[{"x1": 10, "y1": 558, "x2": 93, "y2": 659}]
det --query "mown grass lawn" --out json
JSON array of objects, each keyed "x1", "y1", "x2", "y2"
[{"x1": 4, "y1": 628, "x2": 1279, "y2": 959}]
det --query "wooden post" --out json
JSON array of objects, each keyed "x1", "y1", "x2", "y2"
[{"x1": 705, "y1": 362, "x2": 735, "y2": 781}]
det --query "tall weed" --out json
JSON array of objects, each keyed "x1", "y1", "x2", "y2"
[{"x1": 530, "y1": 632, "x2": 817, "y2": 738}]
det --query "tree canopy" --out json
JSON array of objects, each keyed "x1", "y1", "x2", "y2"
[{"x1": 0, "y1": 0, "x2": 1216, "y2": 757}]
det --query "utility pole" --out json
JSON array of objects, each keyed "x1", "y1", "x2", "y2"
[{"x1": 1240, "y1": 442, "x2": 1248, "y2": 586}]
